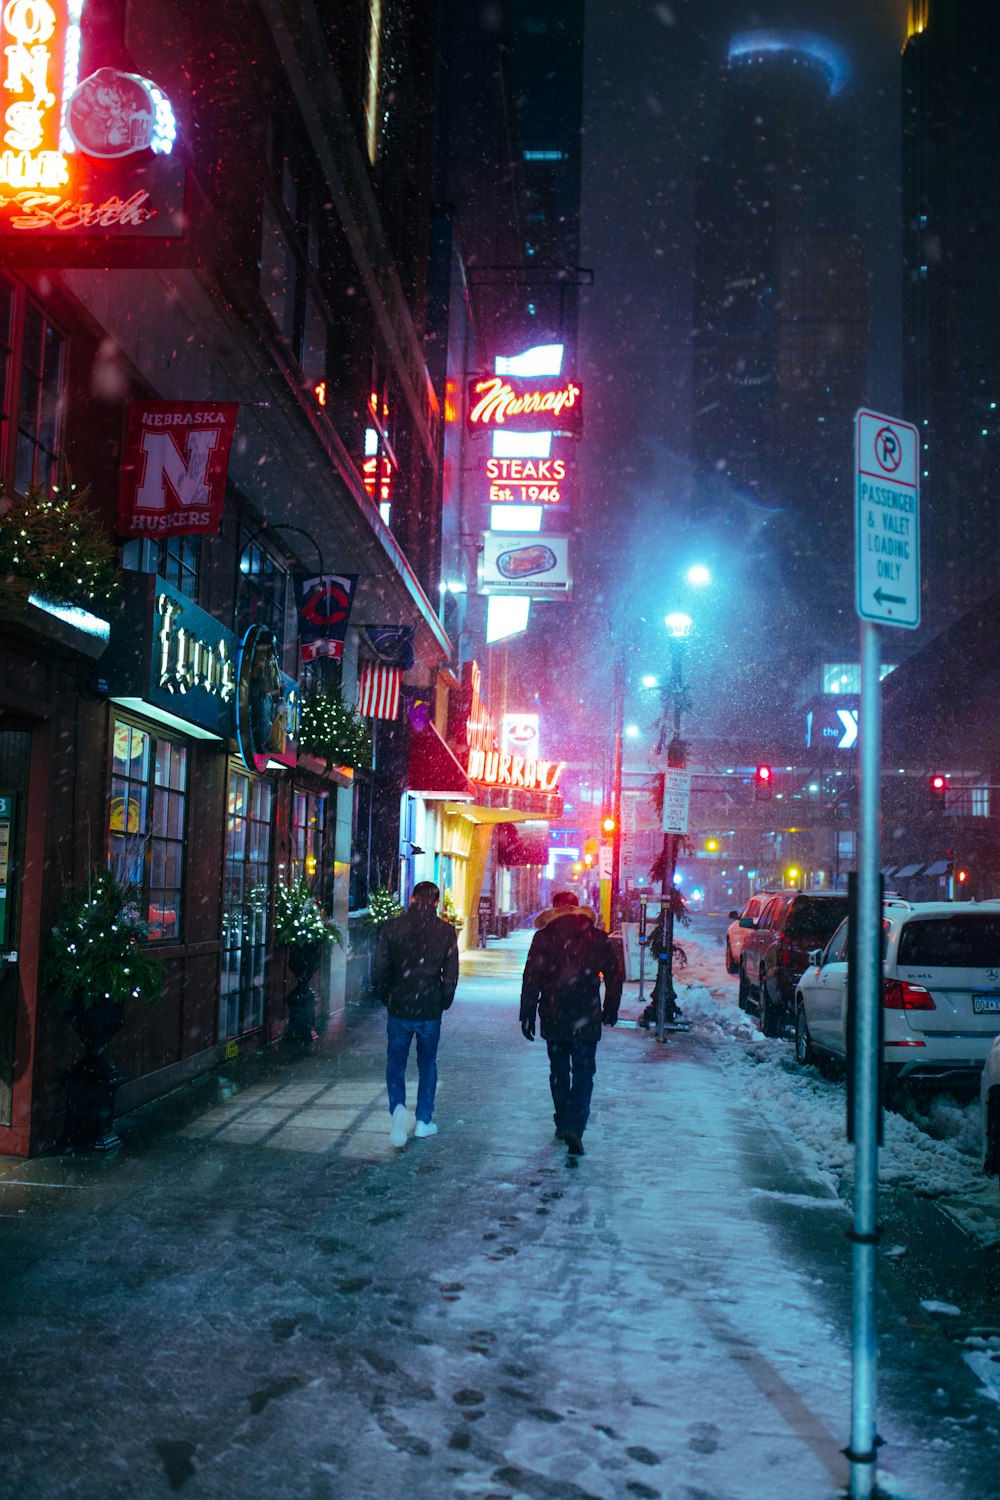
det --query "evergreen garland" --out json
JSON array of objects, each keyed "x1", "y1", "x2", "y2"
[
  {"x1": 273, "y1": 880, "x2": 343, "y2": 948},
  {"x1": 0, "y1": 483, "x2": 122, "y2": 613},
  {"x1": 45, "y1": 867, "x2": 163, "y2": 1013},
  {"x1": 298, "y1": 686, "x2": 373, "y2": 770}
]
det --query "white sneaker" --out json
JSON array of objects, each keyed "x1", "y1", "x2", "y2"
[
  {"x1": 389, "y1": 1104, "x2": 408, "y2": 1148},
  {"x1": 414, "y1": 1120, "x2": 438, "y2": 1139}
]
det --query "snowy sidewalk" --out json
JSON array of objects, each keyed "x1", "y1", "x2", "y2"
[{"x1": 0, "y1": 924, "x2": 996, "y2": 1499}]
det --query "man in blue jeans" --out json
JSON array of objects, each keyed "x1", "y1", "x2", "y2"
[
  {"x1": 373, "y1": 881, "x2": 459, "y2": 1148},
  {"x1": 520, "y1": 891, "x2": 622, "y2": 1156}
]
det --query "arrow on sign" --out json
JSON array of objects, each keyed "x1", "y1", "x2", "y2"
[
  {"x1": 874, "y1": 587, "x2": 906, "y2": 606},
  {"x1": 837, "y1": 709, "x2": 859, "y2": 750}
]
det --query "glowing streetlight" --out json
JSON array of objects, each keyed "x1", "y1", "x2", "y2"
[
  {"x1": 641, "y1": 674, "x2": 658, "y2": 688},
  {"x1": 664, "y1": 611, "x2": 693, "y2": 639},
  {"x1": 625, "y1": 723, "x2": 640, "y2": 739},
  {"x1": 686, "y1": 564, "x2": 711, "y2": 588}
]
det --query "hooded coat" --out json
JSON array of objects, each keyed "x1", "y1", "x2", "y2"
[
  {"x1": 374, "y1": 905, "x2": 459, "y2": 1021},
  {"x1": 520, "y1": 906, "x2": 622, "y2": 1042}
]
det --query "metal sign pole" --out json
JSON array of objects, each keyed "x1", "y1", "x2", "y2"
[
  {"x1": 638, "y1": 890, "x2": 648, "y2": 1002},
  {"x1": 849, "y1": 617, "x2": 882, "y2": 1499}
]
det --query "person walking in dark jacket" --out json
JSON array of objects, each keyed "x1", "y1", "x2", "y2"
[
  {"x1": 374, "y1": 881, "x2": 459, "y2": 1148},
  {"x1": 519, "y1": 891, "x2": 622, "y2": 1156}
]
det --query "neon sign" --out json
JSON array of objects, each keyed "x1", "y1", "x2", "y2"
[
  {"x1": 485, "y1": 455, "x2": 566, "y2": 505},
  {"x1": 467, "y1": 748, "x2": 563, "y2": 794},
  {"x1": 0, "y1": 0, "x2": 79, "y2": 190},
  {"x1": 467, "y1": 375, "x2": 583, "y2": 436}
]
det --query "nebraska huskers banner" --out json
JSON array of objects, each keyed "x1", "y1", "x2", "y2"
[{"x1": 116, "y1": 401, "x2": 239, "y2": 537}]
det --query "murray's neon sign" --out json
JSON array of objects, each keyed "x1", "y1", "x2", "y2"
[{"x1": 467, "y1": 375, "x2": 583, "y2": 436}]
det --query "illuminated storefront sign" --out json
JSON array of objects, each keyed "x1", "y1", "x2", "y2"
[
  {"x1": 467, "y1": 375, "x2": 583, "y2": 437},
  {"x1": 0, "y1": 0, "x2": 76, "y2": 190},
  {"x1": 0, "y1": 2, "x2": 184, "y2": 238},
  {"x1": 156, "y1": 591, "x2": 237, "y2": 706},
  {"x1": 466, "y1": 748, "x2": 563, "y2": 794},
  {"x1": 485, "y1": 455, "x2": 568, "y2": 505},
  {"x1": 501, "y1": 713, "x2": 540, "y2": 759},
  {"x1": 480, "y1": 532, "x2": 571, "y2": 597}
]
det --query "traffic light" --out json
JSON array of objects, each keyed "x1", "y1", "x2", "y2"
[
  {"x1": 929, "y1": 772, "x2": 950, "y2": 802},
  {"x1": 601, "y1": 813, "x2": 617, "y2": 835},
  {"x1": 755, "y1": 765, "x2": 772, "y2": 800}
]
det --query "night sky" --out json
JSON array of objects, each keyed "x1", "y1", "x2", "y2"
[{"x1": 565, "y1": 0, "x2": 910, "y2": 745}]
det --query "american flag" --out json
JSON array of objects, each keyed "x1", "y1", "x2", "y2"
[{"x1": 357, "y1": 663, "x2": 401, "y2": 720}]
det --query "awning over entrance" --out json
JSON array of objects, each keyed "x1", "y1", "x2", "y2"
[
  {"x1": 444, "y1": 782, "x2": 562, "y2": 824},
  {"x1": 406, "y1": 723, "x2": 474, "y2": 800},
  {"x1": 893, "y1": 862, "x2": 925, "y2": 879},
  {"x1": 922, "y1": 859, "x2": 951, "y2": 877}
]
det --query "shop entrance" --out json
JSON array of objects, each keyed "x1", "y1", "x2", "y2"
[
  {"x1": 220, "y1": 767, "x2": 275, "y2": 1039},
  {"x1": 0, "y1": 730, "x2": 31, "y2": 1126}
]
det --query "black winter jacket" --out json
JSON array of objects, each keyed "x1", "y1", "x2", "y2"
[
  {"x1": 374, "y1": 906, "x2": 459, "y2": 1021},
  {"x1": 520, "y1": 912, "x2": 622, "y2": 1041}
]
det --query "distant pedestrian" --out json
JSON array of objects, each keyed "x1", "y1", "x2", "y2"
[
  {"x1": 374, "y1": 880, "x2": 459, "y2": 1148},
  {"x1": 519, "y1": 891, "x2": 622, "y2": 1156}
]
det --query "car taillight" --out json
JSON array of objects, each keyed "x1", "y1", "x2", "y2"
[
  {"x1": 777, "y1": 938, "x2": 793, "y2": 965},
  {"x1": 882, "y1": 979, "x2": 936, "y2": 1011}
]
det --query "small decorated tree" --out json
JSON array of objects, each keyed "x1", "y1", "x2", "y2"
[
  {"x1": 298, "y1": 686, "x2": 373, "y2": 770},
  {"x1": 0, "y1": 483, "x2": 122, "y2": 613},
  {"x1": 273, "y1": 879, "x2": 343, "y2": 952},
  {"x1": 274, "y1": 880, "x2": 343, "y2": 1045},
  {"x1": 364, "y1": 886, "x2": 404, "y2": 931}
]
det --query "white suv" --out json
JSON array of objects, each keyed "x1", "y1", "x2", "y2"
[
  {"x1": 794, "y1": 900, "x2": 1000, "y2": 1099},
  {"x1": 982, "y1": 1035, "x2": 1000, "y2": 1184}
]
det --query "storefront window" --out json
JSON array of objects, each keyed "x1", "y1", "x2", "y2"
[
  {"x1": 236, "y1": 530, "x2": 288, "y2": 642},
  {"x1": 0, "y1": 278, "x2": 67, "y2": 493},
  {"x1": 158, "y1": 534, "x2": 201, "y2": 601},
  {"x1": 109, "y1": 719, "x2": 188, "y2": 942},
  {"x1": 220, "y1": 768, "x2": 274, "y2": 1039},
  {"x1": 290, "y1": 789, "x2": 326, "y2": 887}
]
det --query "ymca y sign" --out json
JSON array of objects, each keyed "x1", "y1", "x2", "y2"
[
  {"x1": 855, "y1": 408, "x2": 920, "y2": 629},
  {"x1": 117, "y1": 401, "x2": 239, "y2": 537}
]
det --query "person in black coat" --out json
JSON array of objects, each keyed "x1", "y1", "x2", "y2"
[
  {"x1": 519, "y1": 891, "x2": 622, "y2": 1156},
  {"x1": 374, "y1": 881, "x2": 459, "y2": 1148}
]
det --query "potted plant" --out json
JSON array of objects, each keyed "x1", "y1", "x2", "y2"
[
  {"x1": 362, "y1": 886, "x2": 404, "y2": 932},
  {"x1": 441, "y1": 889, "x2": 463, "y2": 932},
  {"x1": 274, "y1": 880, "x2": 343, "y2": 1043},
  {"x1": 45, "y1": 865, "x2": 163, "y2": 1152}
]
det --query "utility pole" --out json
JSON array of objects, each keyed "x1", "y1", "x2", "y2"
[{"x1": 609, "y1": 653, "x2": 625, "y2": 930}]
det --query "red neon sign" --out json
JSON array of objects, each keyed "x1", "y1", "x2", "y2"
[
  {"x1": 467, "y1": 748, "x2": 563, "y2": 795},
  {"x1": 467, "y1": 375, "x2": 583, "y2": 436},
  {"x1": 0, "y1": 0, "x2": 75, "y2": 191},
  {"x1": 485, "y1": 456, "x2": 567, "y2": 506}
]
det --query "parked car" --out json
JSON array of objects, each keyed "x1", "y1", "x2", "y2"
[
  {"x1": 981, "y1": 1034, "x2": 1000, "y2": 1184},
  {"x1": 738, "y1": 890, "x2": 850, "y2": 1036},
  {"x1": 725, "y1": 891, "x2": 779, "y2": 974},
  {"x1": 796, "y1": 900, "x2": 1000, "y2": 1100}
]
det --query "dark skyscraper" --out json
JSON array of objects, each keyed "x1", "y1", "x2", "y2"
[
  {"x1": 692, "y1": 31, "x2": 867, "y2": 637},
  {"x1": 902, "y1": 0, "x2": 1000, "y2": 635}
]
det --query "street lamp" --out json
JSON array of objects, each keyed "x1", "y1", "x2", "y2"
[
  {"x1": 650, "y1": 611, "x2": 693, "y2": 1040},
  {"x1": 686, "y1": 564, "x2": 712, "y2": 589}
]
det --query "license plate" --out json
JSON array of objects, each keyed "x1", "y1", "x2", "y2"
[{"x1": 973, "y1": 994, "x2": 1000, "y2": 1015}]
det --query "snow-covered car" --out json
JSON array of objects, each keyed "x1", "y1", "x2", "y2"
[
  {"x1": 724, "y1": 890, "x2": 778, "y2": 974},
  {"x1": 982, "y1": 1034, "x2": 1000, "y2": 1182},
  {"x1": 795, "y1": 899, "x2": 1000, "y2": 1100}
]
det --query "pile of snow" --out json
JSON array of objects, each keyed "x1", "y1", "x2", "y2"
[{"x1": 665, "y1": 929, "x2": 1000, "y2": 1249}]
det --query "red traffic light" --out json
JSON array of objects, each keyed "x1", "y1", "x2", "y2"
[
  {"x1": 755, "y1": 765, "x2": 772, "y2": 800},
  {"x1": 929, "y1": 773, "x2": 949, "y2": 796}
]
